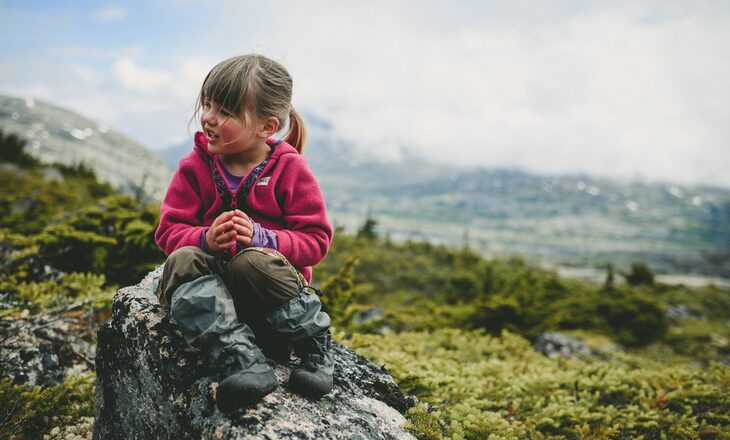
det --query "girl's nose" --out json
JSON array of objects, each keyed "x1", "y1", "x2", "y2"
[{"x1": 203, "y1": 108, "x2": 216, "y2": 125}]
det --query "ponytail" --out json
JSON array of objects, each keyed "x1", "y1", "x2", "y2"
[{"x1": 284, "y1": 109, "x2": 307, "y2": 154}]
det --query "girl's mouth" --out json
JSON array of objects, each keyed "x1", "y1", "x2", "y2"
[{"x1": 205, "y1": 128, "x2": 220, "y2": 142}]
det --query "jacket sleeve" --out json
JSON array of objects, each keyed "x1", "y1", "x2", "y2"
[
  {"x1": 274, "y1": 155, "x2": 333, "y2": 268},
  {"x1": 155, "y1": 165, "x2": 207, "y2": 255}
]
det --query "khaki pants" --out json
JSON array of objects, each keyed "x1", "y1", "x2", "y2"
[{"x1": 158, "y1": 246, "x2": 306, "y2": 322}]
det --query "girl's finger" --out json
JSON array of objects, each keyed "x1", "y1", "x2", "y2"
[
  {"x1": 232, "y1": 216, "x2": 252, "y2": 228},
  {"x1": 217, "y1": 230, "x2": 236, "y2": 242},
  {"x1": 217, "y1": 240, "x2": 235, "y2": 251},
  {"x1": 213, "y1": 211, "x2": 233, "y2": 226},
  {"x1": 234, "y1": 224, "x2": 251, "y2": 234}
]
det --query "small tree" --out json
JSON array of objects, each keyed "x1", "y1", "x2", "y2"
[
  {"x1": 356, "y1": 216, "x2": 378, "y2": 241},
  {"x1": 625, "y1": 262, "x2": 654, "y2": 286},
  {"x1": 319, "y1": 254, "x2": 359, "y2": 328},
  {"x1": 0, "y1": 129, "x2": 40, "y2": 167},
  {"x1": 603, "y1": 264, "x2": 615, "y2": 291}
]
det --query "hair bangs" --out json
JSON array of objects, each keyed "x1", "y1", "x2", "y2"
[{"x1": 200, "y1": 61, "x2": 256, "y2": 119}]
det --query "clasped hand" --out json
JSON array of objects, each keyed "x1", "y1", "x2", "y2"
[{"x1": 205, "y1": 210, "x2": 254, "y2": 252}]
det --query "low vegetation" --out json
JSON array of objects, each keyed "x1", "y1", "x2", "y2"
[{"x1": 350, "y1": 330, "x2": 729, "y2": 439}]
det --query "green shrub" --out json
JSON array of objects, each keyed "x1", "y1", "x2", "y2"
[
  {"x1": 0, "y1": 130, "x2": 40, "y2": 167},
  {"x1": 2, "y1": 195, "x2": 164, "y2": 287},
  {"x1": 625, "y1": 262, "x2": 655, "y2": 286},
  {"x1": 319, "y1": 254, "x2": 359, "y2": 328},
  {"x1": 0, "y1": 373, "x2": 95, "y2": 440},
  {"x1": 1, "y1": 272, "x2": 112, "y2": 316},
  {"x1": 596, "y1": 288, "x2": 667, "y2": 346},
  {"x1": 404, "y1": 404, "x2": 444, "y2": 440}
]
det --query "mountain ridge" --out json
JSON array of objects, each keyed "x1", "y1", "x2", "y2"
[{"x1": 0, "y1": 94, "x2": 172, "y2": 202}]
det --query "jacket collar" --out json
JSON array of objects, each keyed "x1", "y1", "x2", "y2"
[{"x1": 193, "y1": 131, "x2": 298, "y2": 164}]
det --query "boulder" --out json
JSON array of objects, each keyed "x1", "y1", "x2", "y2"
[{"x1": 93, "y1": 267, "x2": 418, "y2": 440}]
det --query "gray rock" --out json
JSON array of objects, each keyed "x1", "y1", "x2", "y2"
[
  {"x1": 2, "y1": 343, "x2": 64, "y2": 387},
  {"x1": 93, "y1": 267, "x2": 417, "y2": 440},
  {"x1": 666, "y1": 303, "x2": 707, "y2": 321},
  {"x1": 534, "y1": 332, "x2": 593, "y2": 359},
  {"x1": 1, "y1": 312, "x2": 94, "y2": 387},
  {"x1": 534, "y1": 332, "x2": 623, "y2": 361},
  {"x1": 354, "y1": 306, "x2": 384, "y2": 326}
]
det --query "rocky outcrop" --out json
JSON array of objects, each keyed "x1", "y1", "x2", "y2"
[{"x1": 93, "y1": 267, "x2": 417, "y2": 440}]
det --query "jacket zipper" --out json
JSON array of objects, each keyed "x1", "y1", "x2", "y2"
[
  {"x1": 211, "y1": 157, "x2": 240, "y2": 257},
  {"x1": 197, "y1": 137, "x2": 277, "y2": 256}
]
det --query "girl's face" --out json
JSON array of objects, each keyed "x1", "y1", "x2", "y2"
[{"x1": 200, "y1": 99, "x2": 262, "y2": 156}]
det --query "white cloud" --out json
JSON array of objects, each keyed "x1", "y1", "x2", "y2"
[
  {"x1": 3, "y1": 1, "x2": 729, "y2": 187},
  {"x1": 67, "y1": 64, "x2": 103, "y2": 85},
  {"x1": 89, "y1": 5, "x2": 127, "y2": 22},
  {"x1": 113, "y1": 58, "x2": 171, "y2": 93},
  {"x1": 220, "y1": 1, "x2": 729, "y2": 187}
]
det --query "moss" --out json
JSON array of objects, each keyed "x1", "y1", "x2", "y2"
[
  {"x1": 404, "y1": 404, "x2": 444, "y2": 440},
  {"x1": 345, "y1": 329, "x2": 730, "y2": 440}
]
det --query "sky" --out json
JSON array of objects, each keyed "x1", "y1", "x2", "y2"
[{"x1": 1, "y1": 0, "x2": 729, "y2": 187}]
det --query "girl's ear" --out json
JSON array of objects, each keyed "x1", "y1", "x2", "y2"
[{"x1": 258, "y1": 116, "x2": 280, "y2": 138}]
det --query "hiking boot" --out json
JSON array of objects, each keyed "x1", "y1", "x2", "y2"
[
  {"x1": 216, "y1": 363, "x2": 277, "y2": 412},
  {"x1": 289, "y1": 329, "x2": 334, "y2": 397},
  {"x1": 170, "y1": 275, "x2": 278, "y2": 411},
  {"x1": 264, "y1": 288, "x2": 334, "y2": 398}
]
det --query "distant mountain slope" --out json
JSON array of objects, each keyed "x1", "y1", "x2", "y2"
[
  {"x1": 0, "y1": 95, "x2": 172, "y2": 201},
  {"x1": 320, "y1": 120, "x2": 730, "y2": 278},
  {"x1": 334, "y1": 165, "x2": 730, "y2": 278}
]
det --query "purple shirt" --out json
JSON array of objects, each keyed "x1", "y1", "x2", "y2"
[{"x1": 199, "y1": 162, "x2": 278, "y2": 252}]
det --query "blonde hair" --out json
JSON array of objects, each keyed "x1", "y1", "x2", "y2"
[{"x1": 194, "y1": 54, "x2": 307, "y2": 153}]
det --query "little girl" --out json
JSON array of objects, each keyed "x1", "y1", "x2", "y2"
[{"x1": 154, "y1": 54, "x2": 334, "y2": 413}]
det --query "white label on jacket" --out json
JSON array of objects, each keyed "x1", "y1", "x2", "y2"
[{"x1": 257, "y1": 177, "x2": 271, "y2": 186}]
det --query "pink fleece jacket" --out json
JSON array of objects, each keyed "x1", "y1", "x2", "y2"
[{"x1": 155, "y1": 131, "x2": 333, "y2": 283}]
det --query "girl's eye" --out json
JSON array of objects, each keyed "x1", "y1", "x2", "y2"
[{"x1": 220, "y1": 108, "x2": 233, "y2": 117}]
